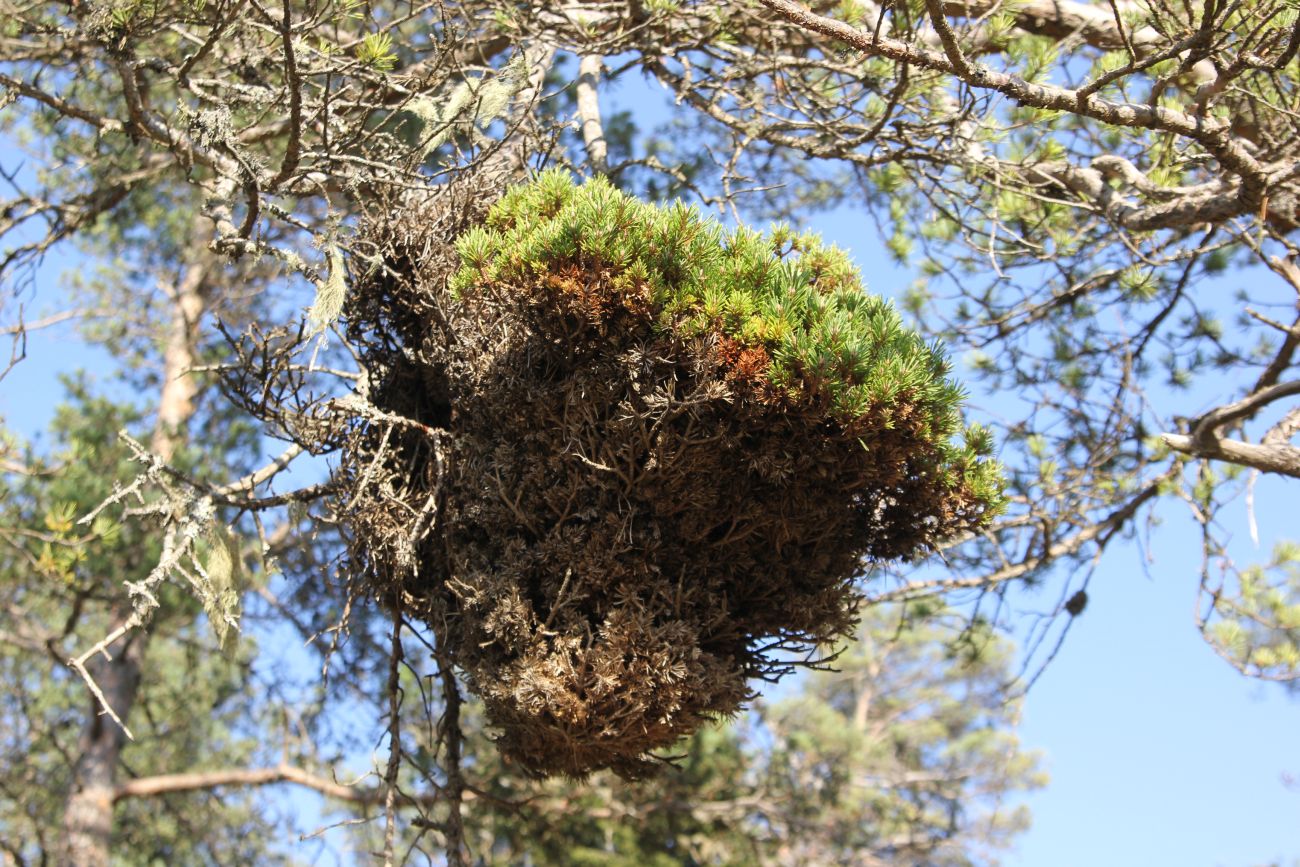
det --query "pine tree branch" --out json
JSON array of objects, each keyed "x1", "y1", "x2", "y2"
[
  {"x1": 1159, "y1": 380, "x2": 1300, "y2": 476},
  {"x1": 435, "y1": 651, "x2": 470, "y2": 867},
  {"x1": 381, "y1": 608, "x2": 404, "y2": 867},
  {"x1": 863, "y1": 467, "x2": 1175, "y2": 604},
  {"x1": 1161, "y1": 433, "x2": 1300, "y2": 477},
  {"x1": 1188, "y1": 379, "x2": 1300, "y2": 442},
  {"x1": 0, "y1": 309, "x2": 88, "y2": 337},
  {"x1": 943, "y1": 0, "x2": 1194, "y2": 55},
  {"x1": 756, "y1": 0, "x2": 1272, "y2": 200},
  {"x1": 0, "y1": 72, "x2": 124, "y2": 132},
  {"x1": 111, "y1": 763, "x2": 437, "y2": 806}
]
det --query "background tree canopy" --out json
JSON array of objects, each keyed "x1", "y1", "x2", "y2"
[{"x1": 0, "y1": 0, "x2": 1296, "y2": 863}]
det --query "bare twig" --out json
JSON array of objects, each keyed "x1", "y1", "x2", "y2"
[{"x1": 382, "y1": 607, "x2": 404, "y2": 867}]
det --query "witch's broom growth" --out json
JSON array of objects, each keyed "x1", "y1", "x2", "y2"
[{"x1": 341, "y1": 171, "x2": 1003, "y2": 777}]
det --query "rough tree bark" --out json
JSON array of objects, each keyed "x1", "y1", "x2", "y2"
[{"x1": 59, "y1": 636, "x2": 145, "y2": 867}]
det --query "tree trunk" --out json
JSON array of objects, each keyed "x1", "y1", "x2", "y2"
[
  {"x1": 60, "y1": 635, "x2": 144, "y2": 867},
  {"x1": 58, "y1": 238, "x2": 212, "y2": 865}
]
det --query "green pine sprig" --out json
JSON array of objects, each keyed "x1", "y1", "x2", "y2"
[{"x1": 452, "y1": 171, "x2": 1004, "y2": 512}]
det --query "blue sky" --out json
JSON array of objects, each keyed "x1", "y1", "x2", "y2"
[{"x1": 1010, "y1": 527, "x2": 1299, "y2": 867}]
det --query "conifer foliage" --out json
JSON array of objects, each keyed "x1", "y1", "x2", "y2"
[{"x1": 341, "y1": 171, "x2": 1003, "y2": 777}]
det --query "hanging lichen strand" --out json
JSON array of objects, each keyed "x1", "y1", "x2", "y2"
[{"x1": 342, "y1": 171, "x2": 1004, "y2": 778}]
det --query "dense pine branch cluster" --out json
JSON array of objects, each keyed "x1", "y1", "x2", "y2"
[{"x1": 340, "y1": 172, "x2": 1002, "y2": 776}]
